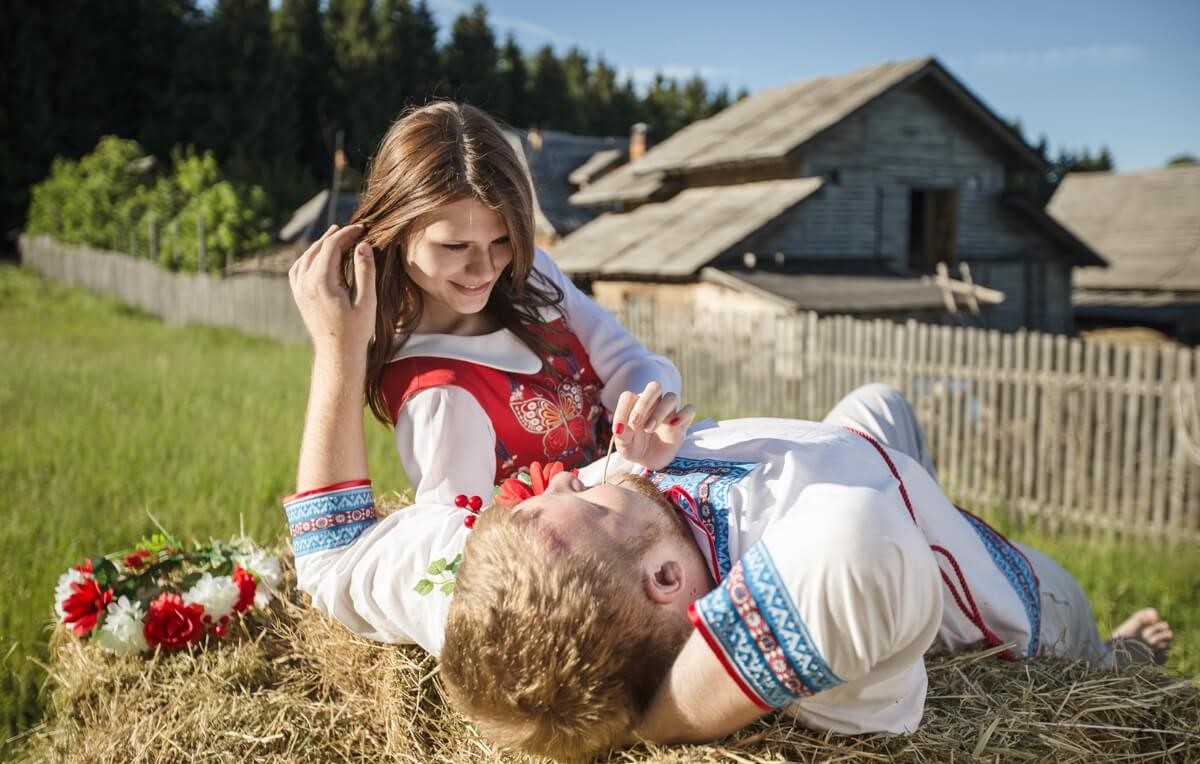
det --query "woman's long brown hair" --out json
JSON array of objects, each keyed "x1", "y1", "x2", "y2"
[{"x1": 348, "y1": 102, "x2": 565, "y2": 425}]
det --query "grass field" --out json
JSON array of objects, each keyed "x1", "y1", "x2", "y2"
[
  {"x1": 1, "y1": 264, "x2": 1196, "y2": 751},
  {"x1": 0, "y1": 265, "x2": 408, "y2": 748}
]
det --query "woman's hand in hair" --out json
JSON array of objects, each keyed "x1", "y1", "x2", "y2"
[
  {"x1": 611, "y1": 381, "x2": 697, "y2": 471},
  {"x1": 288, "y1": 224, "x2": 376, "y2": 364}
]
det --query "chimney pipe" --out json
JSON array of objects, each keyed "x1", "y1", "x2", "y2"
[{"x1": 629, "y1": 123, "x2": 650, "y2": 162}]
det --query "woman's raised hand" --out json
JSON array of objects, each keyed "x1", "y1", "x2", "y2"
[
  {"x1": 611, "y1": 381, "x2": 696, "y2": 470},
  {"x1": 288, "y1": 224, "x2": 376, "y2": 360}
]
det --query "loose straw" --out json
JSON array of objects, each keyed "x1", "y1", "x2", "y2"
[{"x1": 600, "y1": 431, "x2": 617, "y2": 484}]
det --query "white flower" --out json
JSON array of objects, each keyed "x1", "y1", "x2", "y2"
[
  {"x1": 94, "y1": 596, "x2": 149, "y2": 655},
  {"x1": 234, "y1": 550, "x2": 282, "y2": 589},
  {"x1": 182, "y1": 573, "x2": 240, "y2": 621},
  {"x1": 53, "y1": 568, "x2": 87, "y2": 622},
  {"x1": 253, "y1": 588, "x2": 272, "y2": 609}
]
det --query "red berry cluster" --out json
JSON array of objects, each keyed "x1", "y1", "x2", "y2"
[{"x1": 454, "y1": 494, "x2": 484, "y2": 528}]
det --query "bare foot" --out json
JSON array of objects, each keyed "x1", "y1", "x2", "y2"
[{"x1": 1109, "y1": 608, "x2": 1173, "y2": 668}]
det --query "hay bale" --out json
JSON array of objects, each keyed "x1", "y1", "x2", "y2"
[{"x1": 14, "y1": 558, "x2": 1200, "y2": 764}]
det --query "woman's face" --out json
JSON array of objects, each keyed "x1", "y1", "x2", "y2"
[{"x1": 405, "y1": 197, "x2": 515, "y2": 333}]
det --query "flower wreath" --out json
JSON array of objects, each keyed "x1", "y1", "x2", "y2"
[{"x1": 53, "y1": 530, "x2": 282, "y2": 655}]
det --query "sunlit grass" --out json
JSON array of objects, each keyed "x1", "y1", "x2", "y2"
[{"x1": 0, "y1": 265, "x2": 406, "y2": 744}]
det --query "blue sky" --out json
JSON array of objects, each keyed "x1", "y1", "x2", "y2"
[{"x1": 423, "y1": 0, "x2": 1199, "y2": 172}]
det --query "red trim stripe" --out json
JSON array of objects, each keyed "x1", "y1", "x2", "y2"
[
  {"x1": 666, "y1": 485, "x2": 722, "y2": 583},
  {"x1": 282, "y1": 479, "x2": 372, "y2": 504},
  {"x1": 687, "y1": 603, "x2": 774, "y2": 712},
  {"x1": 843, "y1": 427, "x2": 1015, "y2": 659}
]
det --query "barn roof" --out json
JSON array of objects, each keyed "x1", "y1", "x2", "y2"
[
  {"x1": 550, "y1": 177, "x2": 823, "y2": 276},
  {"x1": 570, "y1": 56, "x2": 1047, "y2": 207},
  {"x1": 504, "y1": 128, "x2": 628, "y2": 238},
  {"x1": 1048, "y1": 165, "x2": 1200, "y2": 293},
  {"x1": 703, "y1": 268, "x2": 955, "y2": 313},
  {"x1": 568, "y1": 148, "x2": 625, "y2": 186}
]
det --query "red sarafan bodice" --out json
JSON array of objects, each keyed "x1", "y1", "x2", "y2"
[{"x1": 381, "y1": 318, "x2": 611, "y2": 479}]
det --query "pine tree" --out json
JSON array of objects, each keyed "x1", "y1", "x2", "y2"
[
  {"x1": 561, "y1": 47, "x2": 590, "y2": 133},
  {"x1": 496, "y1": 34, "x2": 529, "y2": 127},
  {"x1": 681, "y1": 74, "x2": 711, "y2": 124},
  {"x1": 326, "y1": 0, "x2": 380, "y2": 162},
  {"x1": 440, "y1": 3, "x2": 498, "y2": 110},
  {"x1": 377, "y1": 0, "x2": 440, "y2": 126},
  {"x1": 527, "y1": 46, "x2": 569, "y2": 129},
  {"x1": 206, "y1": 0, "x2": 285, "y2": 177},
  {"x1": 274, "y1": 0, "x2": 333, "y2": 184}
]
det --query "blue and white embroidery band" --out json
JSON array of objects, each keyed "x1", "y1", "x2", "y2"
[
  {"x1": 693, "y1": 542, "x2": 841, "y2": 708},
  {"x1": 648, "y1": 457, "x2": 758, "y2": 580},
  {"x1": 285, "y1": 483, "x2": 377, "y2": 557}
]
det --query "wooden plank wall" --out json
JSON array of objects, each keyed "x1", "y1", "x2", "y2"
[{"x1": 614, "y1": 299, "x2": 1200, "y2": 544}]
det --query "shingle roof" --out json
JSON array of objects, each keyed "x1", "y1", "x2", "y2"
[
  {"x1": 550, "y1": 177, "x2": 823, "y2": 276},
  {"x1": 504, "y1": 128, "x2": 629, "y2": 237},
  {"x1": 1047, "y1": 165, "x2": 1200, "y2": 292},
  {"x1": 571, "y1": 56, "x2": 1045, "y2": 208},
  {"x1": 568, "y1": 148, "x2": 625, "y2": 186},
  {"x1": 704, "y1": 268, "x2": 954, "y2": 313}
]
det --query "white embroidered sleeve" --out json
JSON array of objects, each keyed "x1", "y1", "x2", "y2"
[
  {"x1": 394, "y1": 386, "x2": 499, "y2": 506},
  {"x1": 535, "y1": 248, "x2": 682, "y2": 410},
  {"x1": 285, "y1": 482, "x2": 469, "y2": 656},
  {"x1": 688, "y1": 484, "x2": 942, "y2": 733}
]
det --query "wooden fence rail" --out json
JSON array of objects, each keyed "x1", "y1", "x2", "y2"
[
  {"x1": 609, "y1": 301, "x2": 1200, "y2": 544},
  {"x1": 21, "y1": 235, "x2": 306, "y2": 343},
  {"x1": 21, "y1": 235, "x2": 1200, "y2": 542}
]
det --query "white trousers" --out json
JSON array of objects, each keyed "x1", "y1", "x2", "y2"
[{"x1": 821, "y1": 384, "x2": 1107, "y2": 667}]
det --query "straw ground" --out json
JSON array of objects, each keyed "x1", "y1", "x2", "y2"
[{"x1": 12, "y1": 536, "x2": 1200, "y2": 764}]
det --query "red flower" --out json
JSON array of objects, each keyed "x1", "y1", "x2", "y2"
[
  {"x1": 494, "y1": 461, "x2": 576, "y2": 509},
  {"x1": 75, "y1": 559, "x2": 93, "y2": 575},
  {"x1": 62, "y1": 578, "x2": 113, "y2": 637},
  {"x1": 143, "y1": 593, "x2": 205, "y2": 651},
  {"x1": 232, "y1": 565, "x2": 256, "y2": 612},
  {"x1": 123, "y1": 550, "x2": 153, "y2": 571}
]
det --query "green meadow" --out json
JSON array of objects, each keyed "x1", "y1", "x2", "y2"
[
  {"x1": 0, "y1": 265, "x2": 408, "y2": 747},
  {"x1": 0, "y1": 264, "x2": 1196, "y2": 749}
]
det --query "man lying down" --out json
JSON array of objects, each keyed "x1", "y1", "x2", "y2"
[{"x1": 286, "y1": 384, "x2": 1172, "y2": 761}]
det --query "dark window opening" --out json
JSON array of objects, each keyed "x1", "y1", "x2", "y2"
[{"x1": 907, "y1": 188, "x2": 959, "y2": 272}]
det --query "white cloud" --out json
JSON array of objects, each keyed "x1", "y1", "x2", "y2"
[{"x1": 973, "y1": 44, "x2": 1142, "y2": 70}]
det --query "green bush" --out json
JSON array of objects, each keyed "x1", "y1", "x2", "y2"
[{"x1": 27, "y1": 138, "x2": 272, "y2": 272}]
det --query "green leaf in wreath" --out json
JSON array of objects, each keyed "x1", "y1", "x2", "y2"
[
  {"x1": 440, "y1": 581, "x2": 455, "y2": 595},
  {"x1": 445, "y1": 554, "x2": 463, "y2": 573},
  {"x1": 413, "y1": 579, "x2": 435, "y2": 596},
  {"x1": 427, "y1": 558, "x2": 447, "y2": 575}
]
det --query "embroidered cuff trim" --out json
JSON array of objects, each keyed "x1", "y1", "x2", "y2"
[
  {"x1": 283, "y1": 480, "x2": 376, "y2": 557},
  {"x1": 690, "y1": 542, "x2": 841, "y2": 709}
]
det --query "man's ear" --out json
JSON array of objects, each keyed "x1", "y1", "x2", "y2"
[{"x1": 644, "y1": 560, "x2": 686, "y2": 605}]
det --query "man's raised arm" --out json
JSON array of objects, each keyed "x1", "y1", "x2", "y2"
[{"x1": 290, "y1": 223, "x2": 375, "y2": 492}]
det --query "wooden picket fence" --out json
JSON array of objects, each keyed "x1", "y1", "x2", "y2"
[
  {"x1": 21, "y1": 235, "x2": 1200, "y2": 542},
  {"x1": 610, "y1": 301, "x2": 1200, "y2": 544},
  {"x1": 20, "y1": 235, "x2": 307, "y2": 343}
]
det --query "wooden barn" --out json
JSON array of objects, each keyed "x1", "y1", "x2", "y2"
[
  {"x1": 1047, "y1": 164, "x2": 1200, "y2": 344},
  {"x1": 551, "y1": 56, "x2": 1105, "y2": 333}
]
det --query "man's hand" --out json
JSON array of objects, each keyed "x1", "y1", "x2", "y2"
[
  {"x1": 612, "y1": 381, "x2": 696, "y2": 470},
  {"x1": 288, "y1": 223, "x2": 376, "y2": 361}
]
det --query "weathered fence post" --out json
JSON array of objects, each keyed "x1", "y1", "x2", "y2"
[
  {"x1": 148, "y1": 217, "x2": 159, "y2": 264},
  {"x1": 197, "y1": 212, "x2": 207, "y2": 274}
]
